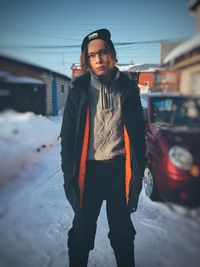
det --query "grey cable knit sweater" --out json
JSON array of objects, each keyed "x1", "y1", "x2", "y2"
[{"x1": 87, "y1": 70, "x2": 125, "y2": 160}]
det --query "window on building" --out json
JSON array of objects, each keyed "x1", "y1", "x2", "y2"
[
  {"x1": 191, "y1": 72, "x2": 200, "y2": 95},
  {"x1": 166, "y1": 73, "x2": 176, "y2": 83},
  {"x1": 61, "y1": 84, "x2": 65, "y2": 94}
]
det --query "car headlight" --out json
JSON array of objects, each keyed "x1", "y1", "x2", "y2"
[{"x1": 169, "y1": 146, "x2": 193, "y2": 170}]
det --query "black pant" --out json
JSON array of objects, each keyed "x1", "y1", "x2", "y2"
[{"x1": 68, "y1": 156, "x2": 136, "y2": 257}]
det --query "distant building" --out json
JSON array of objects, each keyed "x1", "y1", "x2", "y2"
[
  {"x1": 118, "y1": 63, "x2": 180, "y2": 93},
  {"x1": 116, "y1": 64, "x2": 139, "y2": 83},
  {"x1": 71, "y1": 63, "x2": 82, "y2": 79},
  {"x1": 0, "y1": 71, "x2": 46, "y2": 115},
  {"x1": 154, "y1": 68, "x2": 180, "y2": 92},
  {"x1": 71, "y1": 63, "x2": 139, "y2": 81},
  {"x1": 70, "y1": 63, "x2": 162, "y2": 93},
  {"x1": 160, "y1": 42, "x2": 181, "y2": 65},
  {"x1": 0, "y1": 55, "x2": 71, "y2": 115},
  {"x1": 117, "y1": 63, "x2": 160, "y2": 93},
  {"x1": 162, "y1": 0, "x2": 200, "y2": 96}
]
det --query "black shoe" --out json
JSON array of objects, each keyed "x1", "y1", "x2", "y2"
[
  {"x1": 68, "y1": 249, "x2": 89, "y2": 267},
  {"x1": 114, "y1": 246, "x2": 135, "y2": 267}
]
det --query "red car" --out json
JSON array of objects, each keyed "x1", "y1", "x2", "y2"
[{"x1": 140, "y1": 93, "x2": 200, "y2": 206}]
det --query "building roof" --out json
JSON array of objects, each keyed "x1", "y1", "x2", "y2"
[
  {"x1": 71, "y1": 63, "x2": 81, "y2": 70},
  {"x1": 0, "y1": 55, "x2": 71, "y2": 80},
  {"x1": 164, "y1": 33, "x2": 200, "y2": 64},
  {"x1": 117, "y1": 63, "x2": 160, "y2": 72},
  {"x1": 0, "y1": 71, "x2": 44, "y2": 84}
]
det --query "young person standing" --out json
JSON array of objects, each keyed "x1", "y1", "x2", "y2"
[{"x1": 60, "y1": 28, "x2": 146, "y2": 267}]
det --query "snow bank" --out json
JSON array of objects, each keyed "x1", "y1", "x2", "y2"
[{"x1": 0, "y1": 110, "x2": 62, "y2": 185}]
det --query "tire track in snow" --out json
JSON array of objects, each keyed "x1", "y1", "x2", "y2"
[{"x1": 140, "y1": 220, "x2": 167, "y2": 235}]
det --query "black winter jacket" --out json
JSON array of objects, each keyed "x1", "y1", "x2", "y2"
[{"x1": 60, "y1": 70, "x2": 146, "y2": 213}]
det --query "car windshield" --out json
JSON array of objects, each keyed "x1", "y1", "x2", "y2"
[{"x1": 152, "y1": 97, "x2": 200, "y2": 126}]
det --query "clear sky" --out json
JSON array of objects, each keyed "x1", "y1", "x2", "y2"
[{"x1": 0, "y1": 0, "x2": 196, "y2": 77}]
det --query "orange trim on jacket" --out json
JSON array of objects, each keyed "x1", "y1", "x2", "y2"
[
  {"x1": 78, "y1": 108, "x2": 90, "y2": 207},
  {"x1": 78, "y1": 109, "x2": 131, "y2": 207},
  {"x1": 124, "y1": 126, "x2": 132, "y2": 204}
]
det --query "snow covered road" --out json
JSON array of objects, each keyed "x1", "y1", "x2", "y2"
[
  {"x1": 0, "y1": 110, "x2": 200, "y2": 267},
  {"x1": 0, "y1": 143, "x2": 200, "y2": 267}
]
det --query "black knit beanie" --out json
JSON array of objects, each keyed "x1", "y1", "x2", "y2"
[{"x1": 81, "y1": 28, "x2": 116, "y2": 55}]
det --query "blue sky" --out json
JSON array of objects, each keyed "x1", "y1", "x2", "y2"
[{"x1": 0, "y1": 0, "x2": 196, "y2": 77}]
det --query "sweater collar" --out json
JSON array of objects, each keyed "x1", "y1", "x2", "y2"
[{"x1": 90, "y1": 66, "x2": 120, "y2": 90}]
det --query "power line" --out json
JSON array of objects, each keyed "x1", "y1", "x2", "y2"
[{"x1": 0, "y1": 38, "x2": 181, "y2": 50}]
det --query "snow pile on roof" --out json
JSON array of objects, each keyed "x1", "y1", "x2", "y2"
[
  {"x1": 116, "y1": 64, "x2": 136, "y2": 71},
  {"x1": 0, "y1": 110, "x2": 62, "y2": 186},
  {"x1": 71, "y1": 63, "x2": 81, "y2": 69},
  {"x1": 7, "y1": 76, "x2": 44, "y2": 84},
  {"x1": 117, "y1": 63, "x2": 160, "y2": 72},
  {"x1": 0, "y1": 71, "x2": 44, "y2": 84},
  {"x1": 164, "y1": 33, "x2": 200, "y2": 64}
]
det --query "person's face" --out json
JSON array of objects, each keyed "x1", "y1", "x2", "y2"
[{"x1": 87, "y1": 39, "x2": 112, "y2": 80}]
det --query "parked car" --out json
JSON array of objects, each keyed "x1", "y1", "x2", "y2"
[{"x1": 140, "y1": 92, "x2": 200, "y2": 206}]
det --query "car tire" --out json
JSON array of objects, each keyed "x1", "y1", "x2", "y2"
[{"x1": 143, "y1": 165, "x2": 159, "y2": 201}]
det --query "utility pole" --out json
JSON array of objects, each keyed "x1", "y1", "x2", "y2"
[{"x1": 62, "y1": 52, "x2": 65, "y2": 74}]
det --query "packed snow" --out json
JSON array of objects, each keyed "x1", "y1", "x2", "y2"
[
  {"x1": 0, "y1": 110, "x2": 60, "y2": 186},
  {"x1": 0, "y1": 110, "x2": 200, "y2": 267}
]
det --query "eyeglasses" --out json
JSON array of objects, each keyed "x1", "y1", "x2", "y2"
[{"x1": 88, "y1": 49, "x2": 109, "y2": 61}]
